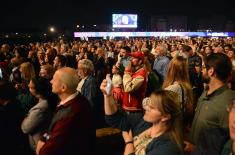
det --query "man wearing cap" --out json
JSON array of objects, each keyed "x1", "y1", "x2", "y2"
[{"x1": 121, "y1": 51, "x2": 147, "y2": 130}]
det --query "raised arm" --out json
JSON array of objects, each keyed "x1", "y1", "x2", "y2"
[{"x1": 100, "y1": 79, "x2": 118, "y2": 115}]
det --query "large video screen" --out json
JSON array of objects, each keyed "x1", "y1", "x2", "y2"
[{"x1": 112, "y1": 14, "x2": 138, "y2": 28}]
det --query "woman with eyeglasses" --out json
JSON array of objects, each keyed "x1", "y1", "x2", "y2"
[{"x1": 100, "y1": 80, "x2": 183, "y2": 155}]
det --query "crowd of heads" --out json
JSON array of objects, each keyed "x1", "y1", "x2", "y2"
[{"x1": 0, "y1": 36, "x2": 235, "y2": 154}]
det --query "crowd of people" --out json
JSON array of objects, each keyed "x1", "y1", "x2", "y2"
[{"x1": 0, "y1": 37, "x2": 235, "y2": 155}]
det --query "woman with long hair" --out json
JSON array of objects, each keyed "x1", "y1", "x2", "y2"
[
  {"x1": 20, "y1": 62, "x2": 36, "y2": 84},
  {"x1": 162, "y1": 56, "x2": 193, "y2": 127},
  {"x1": 15, "y1": 62, "x2": 37, "y2": 115},
  {"x1": 100, "y1": 80, "x2": 183, "y2": 155}
]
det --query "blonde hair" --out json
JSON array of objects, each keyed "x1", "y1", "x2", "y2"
[
  {"x1": 150, "y1": 90, "x2": 183, "y2": 151},
  {"x1": 40, "y1": 64, "x2": 55, "y2": 79},
  {"x1": 162, "y1": 56, "x2": 193, "y2": 115},
  {"x1": 20, "y1": 62, "x2": 36, "y2": 82},
  {"x1": 97, "y1": 47, "x2": 106, "y2": 58}
]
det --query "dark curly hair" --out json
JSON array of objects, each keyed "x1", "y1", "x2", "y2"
[{"x1": 31, "y1": 77, "x2": 59, "y2": 112}]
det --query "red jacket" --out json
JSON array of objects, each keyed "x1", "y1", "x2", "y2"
[
  {"x1": 122, "y1": 68, "x2": 147, "y2": 111},
  {"x1": 39, "y1": 93, "x2": 95, "y2": 155}
]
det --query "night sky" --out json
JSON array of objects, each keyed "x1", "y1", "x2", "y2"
[{"x1": 0, "y1": 0, "x2": 234, "y2": 31}]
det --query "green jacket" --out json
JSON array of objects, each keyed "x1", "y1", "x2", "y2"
[
  {"x1": 220, "y1": 139, "x2": 233, "y2": 155},
  {"x1": 190, "y1": 85, "x2": 235, "y2": 144}
]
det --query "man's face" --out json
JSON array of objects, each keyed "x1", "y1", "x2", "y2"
[
  {"x1": 131, "y1": 57, "x2": 140, "y2": 67},
  {"x1": 50, "y1": 71, "x2": 62, "y2": 94},
  {"x1": 120, "y1": 49, "x2": 127, "y2": 58},
  {"x1": 155, "y1": 46, "x2": 163, "y2": 56},
  {"x1": 214, "y1": 47, "x2": 223, "y2": 53},
  {"x1": 202, "y1": 64, "x2": 210, "y2": 84},
  {"x1": 178, "y1": 44, "x2": 184, "y2": 51},
  {"x1": 77, "y1": 64, "x2": 86, "y2": 78},
  {"x1": 224, "y1": 47, "x2": 230, "y2": 54},
  {"x1": 185, "y1": 50, "x2": 193, "y2": 58},
  {"x1": 28, "y1": 51, "x2": 34, "y2": 59},
  {"x1": 90, "y1": 47, "x2": 95, "y2": 53},
  {"x1": 229, "y1": 101, "x2": 235, "y2": 141},
  {"x1": 117, "y1": 41, "x2": 123, "y2": 48}
]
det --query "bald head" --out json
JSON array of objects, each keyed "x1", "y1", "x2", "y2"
[
  {"x1": 214, "y1": 46, "x2": 224, "y2": 53},
  {"x1": 58, "y1": 67, "x2": 80, "y2": 92},
  {"x1": 51, "y1": 67, "x2": 80, "y2": 95}
]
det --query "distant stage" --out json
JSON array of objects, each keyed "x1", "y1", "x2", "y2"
[{"x1": 74, "y1": 31, "x2": 235, "y2": 38}]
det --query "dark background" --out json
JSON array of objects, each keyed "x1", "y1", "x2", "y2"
[{"x1": 0, "y1": 0, "x2": 234, "y2": 32}]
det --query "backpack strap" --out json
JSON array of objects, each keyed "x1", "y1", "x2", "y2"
[{"x1": 179, "y1": 84, "x2": 185, "y2": 120}]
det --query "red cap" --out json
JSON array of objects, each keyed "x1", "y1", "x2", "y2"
[{"x1": 128, "y1": 51, "x2": 145, "y2": 61}]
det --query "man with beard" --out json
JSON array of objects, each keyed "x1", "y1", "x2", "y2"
[
  {"x1": 191, "y1": 98, "x2": 235, "y2": 155},
  {"x1": 122, "y1": 51, "x2": 147, "y2": 130},
  {"x1": 184, "y1": 53, "x2": 235, "y2": 153}
]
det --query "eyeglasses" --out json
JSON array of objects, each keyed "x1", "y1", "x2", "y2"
[
  {"x1": 142, "y1": 97, "x2": 151, "y2": 108},
  {"x1": 142, "y1": 97, "x2": 156, "y2": 111}
]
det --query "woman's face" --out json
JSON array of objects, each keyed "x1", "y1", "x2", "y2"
[
  {"x1": 39, "y1": 68, "x2": 48, "y2": 78},
  {"x1": 53, "y1": 56, "x2": 60, "y2": 67},
  {"x1": 143, "y1": 97, "x2": 164, "y2": 123},
  {"x1": 45, "y1": 54, "x2": 49, "y2": 63},
  {"x1": 28, "y1": 80, "x2": 37, "y2": 97},
  {"x1": 84, "y1": 53, "x2": 88, "y2": 59}
]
